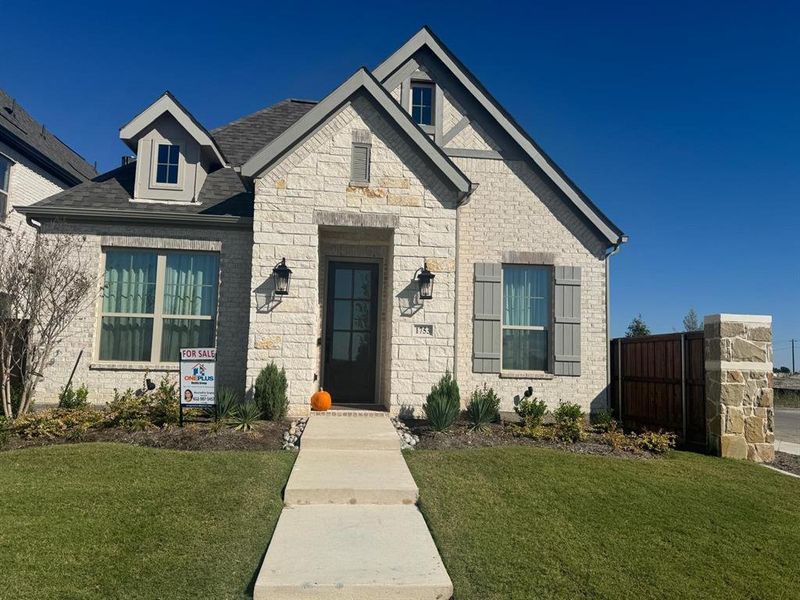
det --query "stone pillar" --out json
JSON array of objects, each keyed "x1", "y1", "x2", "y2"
[{"x1": 704, "y1": 314, "x2": 774, "y2": 462}]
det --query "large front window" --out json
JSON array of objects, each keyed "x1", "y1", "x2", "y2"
[
  {"x1": 99, "y1": 250, "x2": 219, "y2": 362},
  {"x1": 502, "y1": 265, "x2": 551, "y2": 371}
]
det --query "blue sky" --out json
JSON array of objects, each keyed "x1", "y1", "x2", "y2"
[{"x1": 4, "y1": 0, "x2": 798, "y2": 367}]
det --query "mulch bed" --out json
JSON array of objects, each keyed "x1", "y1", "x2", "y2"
[
  {"x1": 405, "y1": 420, "x2": 661, "y2": 459},
  {"x1": 2, "y1": 421, "x2": 289, "y2": 452},
  {"x1": 772, "y1": 452, "x2": 800, "y2": 477}
]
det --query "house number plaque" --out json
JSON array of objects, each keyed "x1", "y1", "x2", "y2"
[{"x1": 414, "y1": 324, "x2": 434, "y2": 337}]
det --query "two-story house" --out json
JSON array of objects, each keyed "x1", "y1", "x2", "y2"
[{"x1": 20, "y1": 27, "x2": 626, "y2": 415}]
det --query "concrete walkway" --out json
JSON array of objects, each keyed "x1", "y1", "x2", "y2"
[{"x1": 254, "y1": 415, "x2": 453, "y2": 599}]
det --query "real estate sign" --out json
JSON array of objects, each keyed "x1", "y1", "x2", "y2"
[{"x1": 179, "y1": 348, "x2": 217, "y2": 407}]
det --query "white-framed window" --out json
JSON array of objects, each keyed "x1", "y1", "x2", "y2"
[
  {"x1": 501, "y1": 265, "x2": 552, "y2": 371},
  {"x1": 410, "y1": 82, "x2": 435, "y2": 126},
  {"x1": 98, "y1": 249, "x2": 219, "y2": 363},
  {"x1": 154, "y1": 143, "x2": 181, "y2": 185},
  {"x1": 0, "y1": 154, "x2": 12, "y2": 221}
]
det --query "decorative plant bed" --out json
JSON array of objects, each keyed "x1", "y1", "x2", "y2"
[
  {"x1": 391, "y1": 417, "x2": 420, "y2": 449},
  {"x1": 1, "y1": 420, "x2": 290, "y2": 452},
  {"x1": 401, "y1": 419, "x2": 669, "y2": 459},
  {"x1": 773, "y1": 451, "x2": 800, "y2": 477}
]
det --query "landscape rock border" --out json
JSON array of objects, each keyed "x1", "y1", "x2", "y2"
[{"x1": 282, "y1": 418, "x2": 308, "y2": 450}]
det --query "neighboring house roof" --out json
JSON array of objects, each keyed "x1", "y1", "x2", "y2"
[
  {"x1": 17, "y1": 161, "x2": 252, "y2": 227},
  {"x1": 241, "y1": 69, "x2": 472, "y2": 195},
  {"x1": 120, "y1": 91, "x2": 227, "y2": 166},
  {"x1": 212, "y1": 99, "x2": 317, "y2": 167},
  {"x1": 0, "y1": 88, "x2": 97, "y2": 185},
  {"x1": 373, "y1": 26, "x2": 626, "y2": 247}
]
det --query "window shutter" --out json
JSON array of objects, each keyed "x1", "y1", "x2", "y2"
[
  {"x1": 350, "y1": 144, "x2": 370, "y2": 183},
  {"x1": 473, "y1": 263, "x2": 501, "y2": 373},
  {"x1": 554, "y1": 266, "x2": 581, "y2": 376}
]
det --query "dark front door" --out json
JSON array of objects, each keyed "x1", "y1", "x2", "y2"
[{"x1": 324, "y1": 261, "x2": 379, "y2": 404}]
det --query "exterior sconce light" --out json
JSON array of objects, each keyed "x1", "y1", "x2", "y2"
[
  {"x1": 416, "y1": 261, "x2": 435, "y2": 300},
  {"x1": 273, "y1": 258, "x2": 292, "y2": 296}
]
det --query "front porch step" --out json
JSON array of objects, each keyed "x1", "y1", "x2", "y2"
[
  {"x1": 253, "y1": 505, "x2": 453, "y2": 600},
  {"x1": 300, "y1": 415, "x2": 401, "y2": 451},
  {"x1": 284, "y1": 449, "x2": 418, "y2": 505}
]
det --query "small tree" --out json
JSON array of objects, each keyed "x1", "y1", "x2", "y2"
[
  {"x1": 253, "y1": 362, "x2": 288, "y2": 421},
  {"x1": 682, "y1": 308, "x2": 702, "y2": 332},
  {"x1": 625, "y1": 314, "x2": 651, "y2": 338},
  {"x1": 0, "y1": 228, "x2": 98, "y2": 418}
]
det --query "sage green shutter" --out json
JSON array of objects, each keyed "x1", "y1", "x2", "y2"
[
  {"x1": 473, "y1": 263, "x2": 501, "y2": 373},
  {"x1": 554, "y1": 266, "x2": 581, "y2": 376}
]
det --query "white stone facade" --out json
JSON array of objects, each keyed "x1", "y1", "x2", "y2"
[{"x1": 35, "y1": 222, "x2": 252, "y2": 404}]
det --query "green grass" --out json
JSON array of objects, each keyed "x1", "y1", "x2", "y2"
[
  {"x1": 775, "y1": 388, "x2": 800, "y2": 408},
  {"x1": 406, "y1": 447, "x2": 800, "y2": 600},
  {"x1": 0, "y1": 444, "x2": 295, "y2": 600}
]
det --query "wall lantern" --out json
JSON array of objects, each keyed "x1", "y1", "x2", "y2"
[
  {"x1": 416, "y1": 261, "x2": 435, "y2": 300},
  {"x1": 273, "y1": 258, "x2": 292, "y2": 296}
]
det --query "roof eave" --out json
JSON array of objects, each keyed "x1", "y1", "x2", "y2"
[
  {"x1": 0, "y1": 128, "x2": 87, "y2": 186},
  {"x1": 16, "y1": 205, "x2": 252, "y2": 229}
]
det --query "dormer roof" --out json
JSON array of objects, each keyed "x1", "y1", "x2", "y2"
[{"x1": 119, "y1": 91, "x2": 227, "y2": 167}]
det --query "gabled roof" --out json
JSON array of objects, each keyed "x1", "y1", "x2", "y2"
[
  {"x1": 374, "y1": 26, "x2": 626, "y2": 247},
  {"x1": 241, "y1": 69, "x2": 472, "y2": 195},
  {"x1": 0, "y1": 88, "x2": 97, "y2": 185},
  {"x1": 18, "y1": 162, "x2": 252, "y2": 228},
  {"x1": 120, "y1": 91, "x2": 227, "y2": 166},
  {"x1": 212, "y1": 99, "x2": 317, "y2": 167}
]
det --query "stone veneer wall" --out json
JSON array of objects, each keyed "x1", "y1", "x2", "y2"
[
  {"x1": 247, "y1": 94, "x2": 460, "y2": 416},
  {"x1": 34, "y1": 221, "x2": 253, "y2": 403},
  {"x1": 704, "y1": 314, "x2": 774, "y2": 462}
]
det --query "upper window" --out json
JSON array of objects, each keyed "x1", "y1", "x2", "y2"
[
  {"x1": 502, "y1": 265, "x2": 551, "y2": 371},
  {"x1": 99, "y1": 249, "x2": 219, "y2": 363},
  {"x1": 0, "y1": 155, "x2": 11, "y2": 220},
  {"x1": 155, "y1": 144, "x2": 180, "y2": 184},
  {"x1": 411, "y1": 82, "x2": 435, "y2": 126}
]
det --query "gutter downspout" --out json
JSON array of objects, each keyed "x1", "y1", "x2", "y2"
[
  {"x1": 605, "y1": 236, "x2": 626, "y2": 402},
  {"x1": 453, "y1": 183, "x2": 479, "y2": 384}
]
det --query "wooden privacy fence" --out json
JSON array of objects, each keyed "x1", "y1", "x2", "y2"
[{"x1": 610, "y1": 332, "x2": 706, "y2": 447}]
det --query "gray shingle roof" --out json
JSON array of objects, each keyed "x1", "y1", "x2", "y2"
[
  {"x1": 211, "y1": 99, "x2": 316, "y2": 166},
  {"x1": 30, "y1": 161, "x2": 252, "y2": 218},
  {"x1": 0, "y1": 89, "x2": 97, "y2": 184}
]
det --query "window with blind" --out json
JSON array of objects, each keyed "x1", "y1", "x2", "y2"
[
  {"x1": 501, "y1": 265, "x2": 552, "y2": 371},
  {"x1": 0, "y1": 155, "x2": 11, "y2": 221},
  {"x1": 98, "y1": 249, "x2": 219, "y2": 363}
]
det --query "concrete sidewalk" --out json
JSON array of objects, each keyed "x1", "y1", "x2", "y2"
[{"x1": 254, "y1": 415, "x2": 452, "y2": 600}]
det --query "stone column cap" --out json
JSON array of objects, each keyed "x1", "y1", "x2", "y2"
[{"x1": 704, "y1": 314, "x2": 772, "y2": 325}]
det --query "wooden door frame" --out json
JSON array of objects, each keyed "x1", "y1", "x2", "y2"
[{"x1": 320, "y1": 257, "x2": 383, "y2": 404}]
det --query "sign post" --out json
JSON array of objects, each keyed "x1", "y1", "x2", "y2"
[{"x1": 179, "y1": 347, "x2": 217, "y2": 426}]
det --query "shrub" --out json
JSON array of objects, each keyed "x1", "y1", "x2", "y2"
[
  {"x1": 423, "y1": 372, "x2": 461, "y2": 432},
  {"x1": 12, "y1": 408, "x2": 105, "y2": 440},
  {"x1": 590, "y1": 409, "x2": 616, "y2": 433},
  {"x1": 635, "y1": 430, "x2": 676, "y2": 454},
  {"x1": 552, "y1": 401, "x2": 585, "y2": 442},
  {"x1": 514, "y1": 395, "x2": 548, "y2": 429},
  {"x1": 106, "y1": 389, "x2": 154, "y2": 431},
  {"x1": 466, "y1": 384, "x2": 500, "y2": 432},
  {"x1": 231, "y1": 401, "x2": 261, "y2": 432},
  {"x1": 58, "y1": 383, "x2": 89, "y2": 409},
  {"x1": 254, "y1": 363, "x2": 288, "y2": 421},
  {"x1": 148, "y1": 376, "x2": 179, "y2": 427}
]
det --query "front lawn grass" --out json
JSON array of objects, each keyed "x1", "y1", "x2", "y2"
[
  {"x1": 405, "y1": 447, "x2": 800, "y2": 600},
  {"x1": 0, "y1": 443, "x2": 295, "y2": 600}
]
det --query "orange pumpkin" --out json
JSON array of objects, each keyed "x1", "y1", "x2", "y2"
[{"x1": 311, "y1": 389, "x2": 332, "y2": 411}]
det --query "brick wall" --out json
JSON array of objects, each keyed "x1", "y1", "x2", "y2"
[
  {"x1": 0, "y1": 140, "x2": 66, "y2": 232},
  {"x1": 34, "y1": 221, "x2": 252, "y2": 404}
]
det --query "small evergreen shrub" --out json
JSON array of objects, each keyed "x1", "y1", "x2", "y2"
[
  {"x1": 590, "y1": 409, "x2": 616, "y2": 433},
  {"x1": 231, "y1": 401, "x2": 261, "y2": 432},
  {"x1": 254, "y1": 363, "x2": 288, "y2": 421},
  {"x1": 12, "y1": 409, "x2": 105, "y2": 440},
  {"x1": 466, "y1": 384, "x2": 500, "y2": 432},
  {"x1": 552, "y1": 401, "x2": 585, "y2": 442},
  {"x1": 148, "y1": 376, "x2": 179, "y2": 426},
  {"x1": 58, "y1": 383, "x2": 89, "y2": 409},
  {"x1": 514, "y1": 395, "x2": 548, "y2": 429},
  {"x1": 635, "y1": 430, "x2": 676, "y2": 454},
  {"x1": 423, "y1": 372, "x2": 461, "y2": 432}
]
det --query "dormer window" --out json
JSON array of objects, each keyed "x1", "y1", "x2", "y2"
[
  {"x1": 411, "y1": 82, "x2": 435, "y2": 126},
  {"x1": 155, "y1": 144, "x2": 180, "y2": 184}
]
